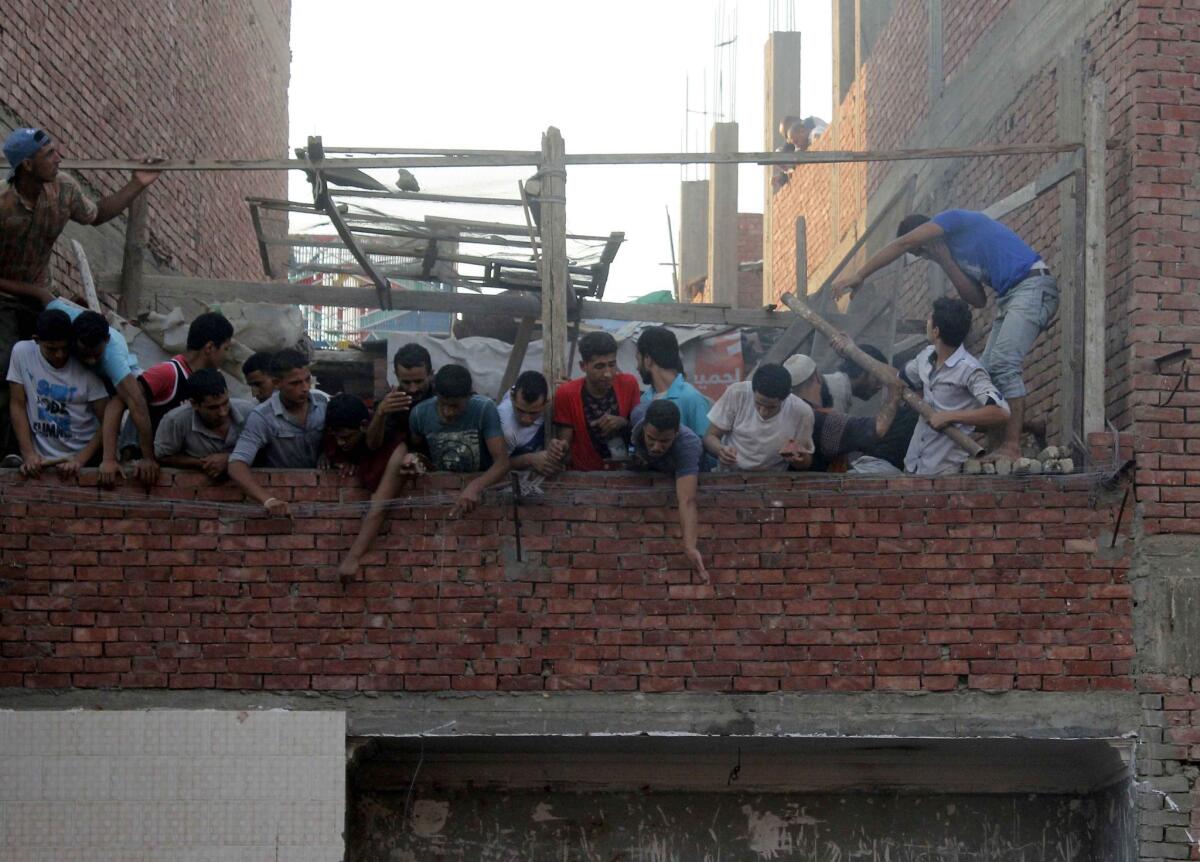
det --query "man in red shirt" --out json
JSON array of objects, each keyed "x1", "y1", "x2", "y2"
[
  {"x1": 98, "y1": 311, "x2": 233, "y2": 486},
  {"x1": 552, "y1": 331, "x2": 640, "y2": 470}
]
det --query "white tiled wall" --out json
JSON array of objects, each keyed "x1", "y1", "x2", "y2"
[{"x1": 0, "y1": 709, "x2": 345, "y2": 862}]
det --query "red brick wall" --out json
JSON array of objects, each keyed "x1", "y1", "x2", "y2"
[
  {"x1": 0, "y1": 0, "x2": 290, "y2": 281},
  {"x1": 0, "y1": 471, "x2": 1132, "y2": 694},
  {"x1": 737, "y1": 213, "x2": 763, "y2": 308}
]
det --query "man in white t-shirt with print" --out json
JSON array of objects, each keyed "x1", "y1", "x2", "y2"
[
  {"x1": 5, "y1": 307, "x2": 108, "y2": 478},
  {"x1": 703, "y1": 363, "x2": 815, "y2": 472}
]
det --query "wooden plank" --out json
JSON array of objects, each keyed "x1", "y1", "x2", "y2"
[
  {"x1": 118, "y1": 195, "x2": 148, "y2": 318},
  {"x1": 247, "y1": 204, "x2": 275, "y2": 278},
  {"x1": 794, "y1": 217, "x2": 808, "y2": 297},
  {"x1": 1055, "y1": 40, "x2": 1085, "y2": 448},
  {"x1": 425, "y1": 215, "x2": 612, "y2": 243},
  {"x1": 69, "y1": 241, "x2": 102, "y2": 312},
  {"x1": 60, "y1": 142, "x2": 1083, "y2": 173},
  {"x1": 981, "y1": 152, "x2": 1079, "y2": 220},
  {"x1": 539, "y1": 127, "x2": 569, "y2": 391},
  {"x1": 1082, "y1": 76, "x2": 1107, "y2": 435},
  {"x1": 499, "y1": 317, "x2": 537, "y2": 396},
  {"x1": 329, "y1": 188, "x2": 524, "y2": 207},
  {"x1": 245, "y1": 197, "x2": 326, "y2": 214},
  {"x1": 780, "y1": 292, "x2": 983, "y2": 456}
]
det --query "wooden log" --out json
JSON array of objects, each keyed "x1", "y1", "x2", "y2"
[
  {"x1": 60, "y1": 141, "x2": 1083, "y2": 173},
  {"x1": 499, "y1": 317, "x2": 536, "y2": 396},
  {"x1": 118, "y1": 195, "x2": 148, "y2": 318},
  {"x1": 539, "y1": 128, "x2": 569, "y2": 393},
  {"x1": 779, "y1": 292, "x2": 984, "y2": 457},
  {"x1": 69, "y1": 241, "x2": 102, "y2": 312},
  {"x1": 329, "y1": 188, "x2": 524, "y2": 207},
  {"x1": 1082, "y1": 76, "x2": 1107, "y2": 436}
]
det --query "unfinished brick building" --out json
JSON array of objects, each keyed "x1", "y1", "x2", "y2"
[{"x1": 1, "y1": 0, "x2": 1198, "y2": 859}]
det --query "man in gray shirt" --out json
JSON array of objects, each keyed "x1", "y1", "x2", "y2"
[
  {"x1": 153, "y1": 369, "x2": 255, "y2": 479},
  {"x1": 903, "y1": 297, "x2": 1009, "y2": 475},
  {"x1": 228, "y1": 349, "x2": 328, "y2": 515}
]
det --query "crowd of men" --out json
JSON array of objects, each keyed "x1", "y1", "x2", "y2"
[{"x1": 1, "y1": 126, "x2": 1060, "y2": 581}]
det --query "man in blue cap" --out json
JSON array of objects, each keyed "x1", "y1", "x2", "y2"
[{"x1": 0, "y1": 127, "x2": 159, "y2": 459}]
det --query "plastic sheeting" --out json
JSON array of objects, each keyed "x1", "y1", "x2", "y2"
[{"x1": 386, "y1": 323, "x2": 745, "y2": 401}]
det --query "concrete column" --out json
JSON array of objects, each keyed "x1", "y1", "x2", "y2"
[
  {"x1": 708, "y1": 122, "x2": 739, "y2": 307},
  {"x1": 763, "y1": 31, "x2": 804, "y2": 304},
  {"x1": 679, "y1": 180, "x2": 709, "y2": 301}
]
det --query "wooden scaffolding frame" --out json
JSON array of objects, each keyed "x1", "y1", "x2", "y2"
[{"x1": 80, "y1": 80, "x2": 1108, "y2": 443}]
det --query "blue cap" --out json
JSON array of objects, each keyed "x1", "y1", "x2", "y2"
[{"x1": 4, "y1": 128, "x2": 51, "y2": 181}]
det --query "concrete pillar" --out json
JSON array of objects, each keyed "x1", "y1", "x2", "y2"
[
  {"x1": 832, "y1": 0, "x2": 856, "y2": 106},
  {"x1": 708, "y1": 122, "x2": 739, "y2": 307},
  {"x1": 679, "y1": 180, "x2": 709, "y2": 301},
  {"x1": 763, "y1": 31, "x2": 804, "y2": 304}
]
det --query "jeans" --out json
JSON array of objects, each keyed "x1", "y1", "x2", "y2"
[{"x1": 980, "y1": 274, "x2": 1059, "y2": 399}]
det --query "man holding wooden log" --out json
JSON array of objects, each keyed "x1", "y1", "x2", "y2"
[{"x1": 832, "y1": 209, "x2": 1057, "y2": 462}]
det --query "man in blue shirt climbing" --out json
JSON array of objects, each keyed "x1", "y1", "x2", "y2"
[{"x1": 833, "y1": 209, "x2": 1058, "y2": 462}]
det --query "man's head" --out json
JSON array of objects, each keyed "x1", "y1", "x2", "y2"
[
  {"x1": 578, "y1": 331, "x2": 620, "y2": 393},
  {"x1": 185, "y1": 368, "x2": 230, "y2": 430},
  {"x1": 929, "y1": 296, "x2": 972, "y2": 348},
  {"x1": 325, "y1": 393, "x2": 370, "y2": 453},
  {"x1": 33, "y1": 308, "x2": 74, "y2": 369},
  {"x1": 641, "y1": 399, "x2": 681, "y2": 457},
  {"x1": 268, "y1": 349, "x2": 311, "y2": 408},
  {"x1": 839, "y1": 344, "x2": 888, "y2": 400},
  {"x1": 392, "y1": 342, "x2": 434, "y2": 398},
  {"x1": 778, "y1": 115, "x2": 801, "y2": 140},
  {"x1": 635, "y1": 326, "x2": 683, "y2": 385},
  {"x1": 71, "y1": 311, "x2": 110, "y2": 368},
  {"x1": 787, "y1": 117, "x2": 817, "y2": 151},
  {"x1": 433, "y1": 364, "x2": 473, "y2": 425},
  {"x1": 4, "y1": 128, "x2": 58, "y2": 183},
  {"x1": 897, "y1": 213, "x2": 934, "y2": 260},
  {"x1": 784, "y1": 354, "x2": 822, "y2": 405},
  {"x1": 242, "y1": 352, "x2": 275, "y2": 403},
  {"x1": 510, "y1": 370, "x2": 548, "y2": 427},
  {"x1": 750, "y1": 363, "x2": 793, "y2": 421},
  {"x1": 186, "y1": 312, "x2": 234, "y2": 369}
]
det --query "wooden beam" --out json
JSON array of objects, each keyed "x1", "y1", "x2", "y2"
[
  {"x1": 540, "y1": 127, "x2": 569, "y2": 391},
  {"x1": 329, "y1": 188, "x2": 525, "y2": 207},
  {"x1": 118, "y1": 195, "x2": 148, "y2": 318},
  {"x1": 499, "y1": 317, "x2": 536, "y2": 396},
  {"x1": 105, "y1": 274, "x2": 837, "y2": 327},
  {"x1": 1083, "y1": 76, "x2": 1107, "y2": 435},
  {"x1": 247, "y1": 204, "x2": 275, "y2": 278},
  {"x1": 759, "y1": 177, "x2": 915, "y2": 366},
  {"x1": 780, "y1": 292, "x2": 983, "y2": 456},
  {"x1": 794, "y1": 217, "x2": 808, "y2": 298},
  {"x1": 1055, "y1": 40, "x2": 1086, "y2": 447},
  {"x1": 307, "y1": 137, "x2": 394, "y2": 311},
  {"x1": 981, "y1": 151, "x2": 1080, "y2": 221},
  {"x1": 60, "y1": 142, "x2": 1083, "y2": 173}
]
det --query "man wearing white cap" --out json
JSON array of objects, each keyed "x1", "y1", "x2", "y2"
[
  {"x1": 784, "y1": 353, "x2": 905, "y2": 473},
  {"x1": 0, "y1": 127, "x2": 159, "y2": 456}
]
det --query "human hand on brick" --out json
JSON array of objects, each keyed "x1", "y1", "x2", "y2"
[
  {"x1": 717, "y1": 444, "x2": 738, "y2": 469},
  {"x1": 201, "y1": 452, "x2": 230, "y2": 479},
  {"x1": 263, "y1": 497, "x2": 289, "y2": 517},
  {"x1": 97, "y1": 458, "x2": 124, "y2": 487},
  {"x1": 133, "y1": 457, "x2": 160, "y2": 487},
  {"x1": 684, "y1": 545, "x2": 709, "y2": 582},
  {"x1": 451, "y1": 482, "x2": 482, "y2": 518},
  {"x1": 19, "y1": 452, "x2": 44, "y2": 479},
  {"x1": 55, "y1": 457, "x2": 82, "y2": 480}
]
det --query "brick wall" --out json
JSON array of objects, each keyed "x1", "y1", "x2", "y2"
[
  {"x1": 0, "y1": 0, "x2": 290, "y2": 282},
  {"x1": 0, "y1": 470, "x2": 1132, "y2": 695},
  {"x1": 736, "y1": 212, "x2": 763, "y2": 308}
]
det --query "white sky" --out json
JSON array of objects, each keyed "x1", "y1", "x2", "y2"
[{"x1": 287, "y1": 0, "x2": 832, "y2": 302}]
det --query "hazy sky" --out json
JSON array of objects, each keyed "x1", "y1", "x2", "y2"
[{"x1": 288, "y1": 1, "x2": 832, "y2": 302}]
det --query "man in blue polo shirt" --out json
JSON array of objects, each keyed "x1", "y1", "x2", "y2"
[
  {"x1": 635, "y1": 326, "x2": 711, "y2": 438},
  {"x1": 832, "y1": 209, "x2": 1058, "y2": 462}
]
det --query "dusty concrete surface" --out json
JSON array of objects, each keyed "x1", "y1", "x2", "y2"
[
  {"x1": 347, "y1": 784, "x2": 1135, "y2": 862},
  {"x1": 1131, "y1": 535, "x2": 1200, "y2": 674},
  {"x1": 0, "y1": 689, "x2": 1140, "y2": 741}
]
